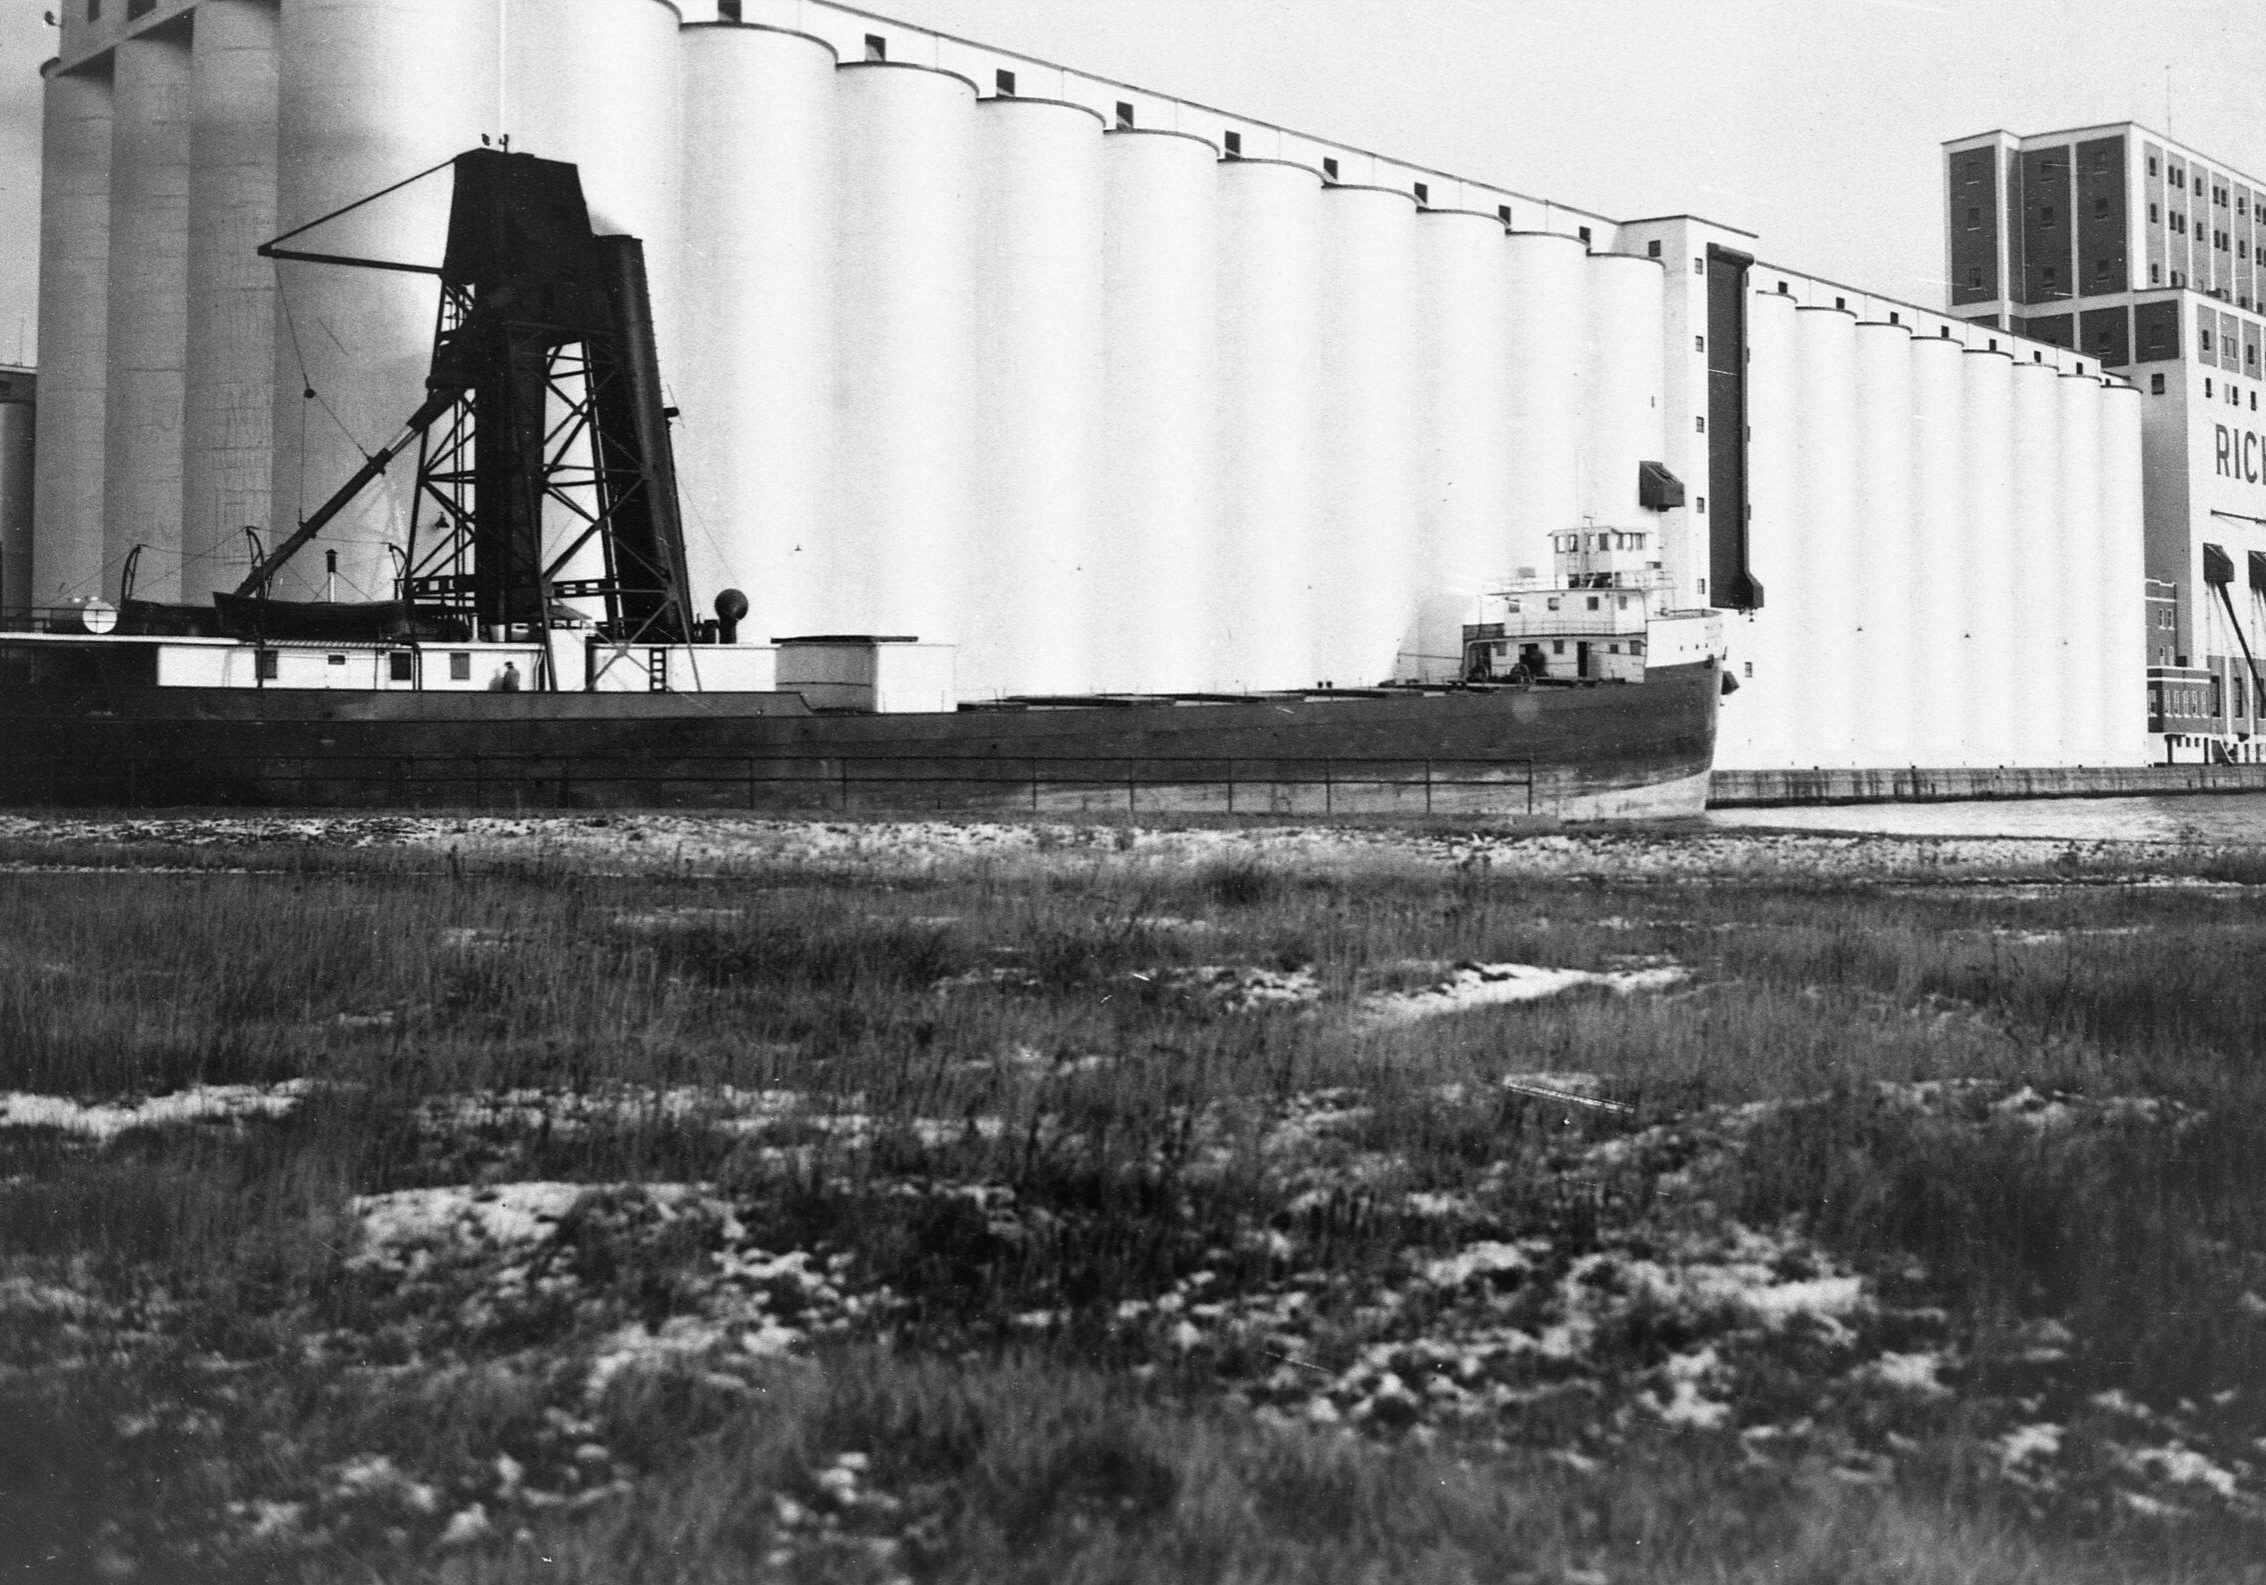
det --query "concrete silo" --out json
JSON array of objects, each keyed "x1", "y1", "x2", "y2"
[
  {"x1": 30, "y1": 65, "x2": 112, "y2": 614},
  {"x1": 180, "y1": 0, "x2": 278, "y2": 604},
  {"x1": 1213, "y1": 156, "x2": 1322, "y2": 693},
  {"x1": 1311, "y1": 183, "x2": 1416, "y2": 687},
  {"x1": 269, "y1": 0, "x2": 500, "y2": 604},
  {"x1": 102, "y1": 30, "x2": 193, "y2": 603},
  {"x1": 826, "y1": 60, "x2": 978, "y2": 643},
  {"x1": 967, "y1": 91, "x2": 1105, "y2": 697},
  {"x1": 1410, "y1": 207, "x2": 1512, "y2": 684},
  {"x1": 675, "y1": 22, "x2": 839, "y2": 640}
]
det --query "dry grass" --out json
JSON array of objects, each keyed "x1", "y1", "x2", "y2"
[{"x1": 1, "y1": 821, "x2": 2263, "y2": 1582}]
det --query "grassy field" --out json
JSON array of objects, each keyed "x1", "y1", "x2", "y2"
[{"x1": 1, "y1": 813, "x2": 2262, "y2": 1583}]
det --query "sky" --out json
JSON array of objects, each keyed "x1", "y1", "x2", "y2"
[{"x1": 3, "y1": 0, "x2": 2264, "y2": 366}]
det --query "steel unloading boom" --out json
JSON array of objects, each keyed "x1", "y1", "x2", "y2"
[{"x1": 244, "y1": 148, "x2": 694, "y2": 645}]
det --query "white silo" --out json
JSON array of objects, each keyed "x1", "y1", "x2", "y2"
[
  {"x1": 181, "y1": 0, "x2": 279, "y2": 604},
  {"x1": 1906, "y1": 333, "x2": 1967, "y2": 766},
  {"x1": 102, "y1": 31, "x2": 193, "y2": 604},
  {"x1": 502, "y1": 0, "x2": 684, "y2": 365},
  {"x1": 1958, "y1": 347, "x2": 2016, "y2": 768},
  {"x1": 676, "y1": 22, "x2": 838, "y2": 640},
  {"x1": 1411, "y1": 208, "x2": 1512, "y2": 683},
  {"x1": 1097, "y1": 130, "x2": 1218, "y2": 694},
  {"x1": 2006, "y1": 358, "x2": 2061, "y2": 766},
  {"x1": 30, "y1": 66, "x2": 112, "y2": 615},
  {"x1": 1313, "y1": 183, "x2": 1417, "y2": 687},
  {"x1": 2054, "y1": 371, "x2": 2104, "y2": 762},
  {"x1": 2098, "y1": 382, "x2": 2149, "y2": 764},
  {"x1": 967, "y1": 93, "x2": 1105, "y2": 698},
  {"x1": 270, "y1": 0, "x2": 501, "y2": 603},
  {"x1": 1791, "y1": 305, "x2": 1857, "y2": 766},
  {"x1": 1214, "y1": 156, "x2": 1322, "y2": 693},
  {"x1": 828, "y1": 61, "x2": 978, "y2": 645},
  {"x1": 1501, "y1": 233, "x2": 1586, "y2": 594},
  {"x1": 1579, "y1": 252, "x2": 1664, "y2": 534},
  {"x1": 1851, "y1": 319, "x2": 1914, "y2": 765},
  {"x1": 1720, "y1": 285, "x2": 1800, "y2": 770}
]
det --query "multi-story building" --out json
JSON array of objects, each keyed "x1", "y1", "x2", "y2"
[{"x1": 1945, "y1": 123, "x2": 2266, "y2": 759}]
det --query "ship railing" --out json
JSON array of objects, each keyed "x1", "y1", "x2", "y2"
[{"x1": 0, "y1": 750, "x2": 1539, "y2": 819}]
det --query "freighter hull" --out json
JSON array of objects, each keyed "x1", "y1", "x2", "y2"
[{"x1": 0, "y1": 658, "x2": 1718, "y2": 820}]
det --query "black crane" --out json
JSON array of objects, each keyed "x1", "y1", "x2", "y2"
[{"x1": 225, "y1": 148, "x2": 695, "y2": 652}]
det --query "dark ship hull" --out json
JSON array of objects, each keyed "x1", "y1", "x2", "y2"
[{"x1": 0, "y1": 658, "x2": 1718, "y2": 821}]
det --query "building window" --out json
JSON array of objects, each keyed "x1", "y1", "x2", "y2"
[
  {"x1": 1889, "y1": 310, "x2": 1900, "y2": 324},
  {"x1": 1693, "y1": 257, "x2": 1703, "y2": 275},
  {"x1": 1696, "y1": 496, "x2": 1706, "y2": 512},
  {"x1": 2151, "y1": 263, "x2": 2162, "y2": 284},
  {"x1": 2152, "y1": 373, "x2": 2166, "y2": 393},
  {"x1": 1578, "y1": 225, "x2": 1592, "y2": 245},
  {"x1": 1967, "y1": 205, "x2": 1982, "y2": 227},
  {"x1": 863, "y1": 33, "x2": 886, "y2": 61},
  {"x1": 450, "y1": 652, "x2": 472, "y2": 681},
  {"x1": 1498, "y1": 204, "x2": 1512, "y2": 224},
  {"x1": 1834, "y1": 295, "x2": 1846, "y2": 310},
  {"x1": 2095, "y1": 258, "x2": 2111, "y2": 279},
  {"x1": 127, "y1": 0, "x2": 150, "y2": 14},
  {"x1": 1695, "y1": 416, "x2": 1706, "y2": 433},
  {"x1": 2173, "y1": 169, "x2": 2184, "y2": 188},
  {"x1": 1968, "y1": 266, "x2": 1982, "y2": 288},
  {"x1": 1322, "y1": 156, "x2": 1338, "y2": 180},
  {"x1": 1694, "y1": 334, "x2": 1705, "y2": 352},
  {"x1": 2202, "y1": 329, "x2": 2213, "y2": 353},
  {"x1": 1647, "y1": 239, "x2": 1662, "y2": 257},
  {"x1": 389, "y1": 652, "x2": 413, "y2": 682},
  {"x1": 1115, "y1": 101, "x2": 1135, "y2": 129},
  {"x1": 994, "y1": 68, "x2": 1015, "y2": 95},
  {"x1": 2095, "y1": 197, "x2": 2111, "y2": 218},
  {"x1": 1964, "y1": 157, "x2": 1981, "y2": 181},
  {"x1": 2041, "y1": 264, "x2": 2057, "y2": 288},
  {"x1": 2150, "y1": 203, "x2": 2160, "y2": 222},
  {"x1": 1413, "y1": 181, "x2": 1429, "y2": 205},
  {"x1": 1941, "y1": 326, "x2": 1952, "y2": 337},
  {"x1": 255, "y1": 650, "x2": 277, "y2": 680},
  {"x1": 2205, "y1": 378, "x2": 2213, "y2": 396},
  {"x1": 1779, "y1": 280, "x2": 1790, "y2": 293},
  {"x1": 1223, "y1": 130, "x2": 1240, "y2": 157},
  {"x1": 86, "y1": 0, "x2": 99, "y2": 18},
  {"x1": 2040, "y1": 205, "x2": 2056, "y2": 228},
  {"x1": 2149, "y1": 155, "x2": 2159, "y2": 175}
]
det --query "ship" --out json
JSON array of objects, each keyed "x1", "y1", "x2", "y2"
[{"x1": 0, "y1": 150, "x2": 1720, "y2": 821}]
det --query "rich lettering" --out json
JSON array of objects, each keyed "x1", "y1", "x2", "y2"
[
  {"x1": 2213, "y1": 424, "x2": 2266, "y2": 486},
  {"x1": 2218, "y1": 424, "x2": 2233, "y2": 475},
  {"x1": 2249, "y1": 430, "x2": 2262, "y2": 484}
]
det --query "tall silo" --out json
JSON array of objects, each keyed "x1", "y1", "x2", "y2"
[
  {"x1": 1721, "y1": 285, "x2": 1800, "y2": 770},
  {"x1": 1313, "y1": 184, "x2": 1417, "y2": 687},
  {"x1": 1958, "y1": 346, "x2": 2016, "y2": 768},
  {"x1": 1906, "y1": 332, "x2": 1967, "y2": 766},
  {"x1": 1214, "y1": 156, "x2": 1322, "y2": 693},
  {"x1": 2055, "y1": 371, "x2": 2104, "y2": 762},
  {"x1": 2006, "y1": 358, "x2": 2061, "y2": 766},
  {"x1": 1791, "y1": 305, "x2": 1857, "y2": 766},
  {"x1": 1411, "y1": 208, "x2": 1511, "y2": 683},
  {"x1": 1097, "y1": 129, "x2": 1218, "y2": 693},
  {"x1": 1579, "y1": 252, "x2": 1664, "y2": 535},
  {"x1": 270, "y1": 0, "x2": 500, "y2": 604},
  {"x1": 102, "y1": 30, "x2": 193, "y2": 604},
  {"x1": 676, "y1": 22, "x2": 838, "y2": 640},
  {"x1": 828, "y1": 61, "x2": 978, "y2": 646},
  {"x1": 502, "y1": 0, "x2": 684, "y2": 371},
  {"x1": 1851, "y1": 319, "x2": 1914, "y2": 764},
  {"x1": 30, "y1": 65, "x2": 112, "y2": 615},
  {"x1": 967, "y1": 92, "x2": 1105, "y2": 698},
  {"x1": 181, "y1": 0, "x2": 279, "y2": 604},
  {"x1": 1501, "y1": 233, "x2": 1586, "y2": 593},
  {"x1": 2098, "y1": 382, "x2": 2149, "y2": 764}
]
